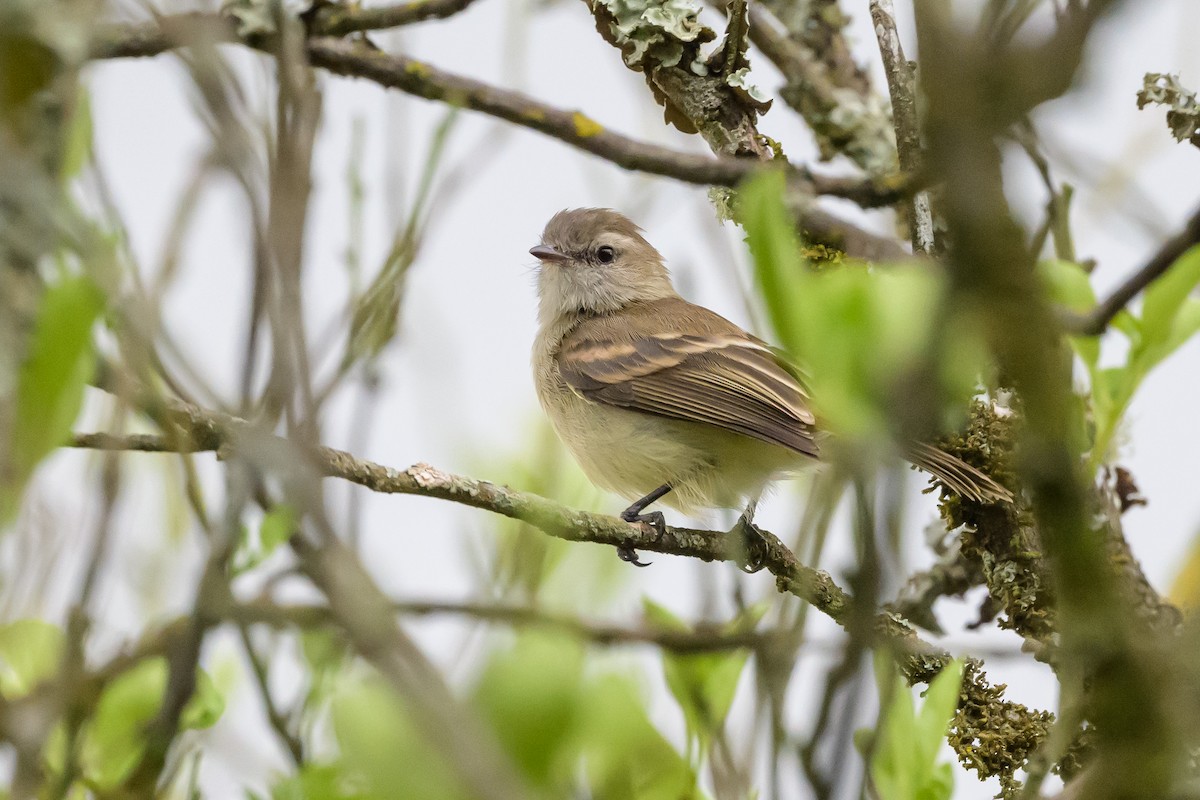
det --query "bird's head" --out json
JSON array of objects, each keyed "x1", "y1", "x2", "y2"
[{"x1": 530, "y1": 208, "x2": 677, "y2": 322}]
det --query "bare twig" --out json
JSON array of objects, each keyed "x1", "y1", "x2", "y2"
[
  {"x1": 869, "y1": 0, "x2": 935, "y2": 254},
  {"x1": 230, "y1": 598, "x2": 793, "y2": 653},
  {"x1": 236, "y1": 624, "x2": 305, "y2": 765},
  {"x1": 89, "y1": 20, "x2": 904, "y2": 204},
  {"x1": 1066, "y1": 202, "x2": 1200, "y2": 335},
  {"x1": 309, "y1": 0, "x2": 485, "y2": 35},
  {"x1": 91, "y1": 0, "x2": 487, "y2": 58}
]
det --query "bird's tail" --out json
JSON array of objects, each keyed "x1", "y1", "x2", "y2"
[{"x1": 905, "y1": 442, "x2": 1013, "y2": 504}]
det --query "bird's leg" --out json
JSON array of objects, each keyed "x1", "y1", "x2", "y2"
[
  {"x1": 617, "y1": 484, "x2": 672, "y2": 567},
  {"x1": 731, "y1": 498, "x2": 767, "y2": 573}
]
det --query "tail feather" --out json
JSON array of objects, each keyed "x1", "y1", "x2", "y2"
[{"x1": 906, "y1": 442, "x2": 1013, "y2": 504}]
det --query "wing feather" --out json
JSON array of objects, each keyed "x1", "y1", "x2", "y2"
[{"x1": 557, "y1": 298, "x2": 819, "y2": 457}]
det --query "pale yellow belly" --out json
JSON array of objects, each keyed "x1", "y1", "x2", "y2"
[{"x1": 536, "y1": 366, "x2": 807, "y2": 514}]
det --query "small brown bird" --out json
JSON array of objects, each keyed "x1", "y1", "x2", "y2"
[{"x1": 529, "y1": 208, "x2": 1008, "y2": 564}]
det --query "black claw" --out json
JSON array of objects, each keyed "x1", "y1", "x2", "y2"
[
  {"x1": 617, "y1": 545, "x2": 652, "y2": 567},
  {"x1": 732, "y1": 515, "x2": 768, "y2": 574},
  {"x1": 620, "y1": 509, "x2": 667, "y2": 539},
  {"x1": 617, "y1": 484, "x2": 672, "y2": 568}
]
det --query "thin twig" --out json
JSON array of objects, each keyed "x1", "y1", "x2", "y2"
[
  {"x1": 1067, "y1": 202, "x2": 1200, "y2": 334},
  {"x1": 231, "y1": 598, "x2": 793, "y2": 653},
  {"x1": 236, "y1": 624, "x2": 305, "y2": 766},
  {"x1": 309, "y1": 0, "x2": 485, "y2": 35},
  {"x1": 869, "y1": 0, "x2": 935, "y2": 254}
]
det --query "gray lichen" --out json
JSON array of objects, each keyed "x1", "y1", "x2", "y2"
[
  {"x1": 596, "y1": 0, "x2": 713, "y2": 70},
  {"x1": 1138, "y1": 72, "x2": 1200, "y2": 148}
]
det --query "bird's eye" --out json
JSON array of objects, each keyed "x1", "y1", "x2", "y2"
[{"x1": 596, "y1": 245, "x2": 616, "y2": 263}]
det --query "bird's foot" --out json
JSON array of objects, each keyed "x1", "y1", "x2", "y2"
[
  {"x1": 731, "y1": 509, "x2": 767, "y2": 574},
  {"x1": 618, "y1": 509, "x2": 667, "y2": 567}
]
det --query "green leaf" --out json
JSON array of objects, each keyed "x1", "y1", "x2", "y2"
[
  {"x1": 0, "y1": 619, "x2": 64, "y2": 697},
  {"x1": 643, "y1": 600, "x2": 751, "y2": 749},
  {"x1": 1140, "y1": 245, "x2": 1200, "y2": 353},
  {"x1": 472, "y1": 633, "x2": 585, "y2": 787},
  {"x1": 269, "y1": 763, "x2": 369, "y2": 800},
  {"x1": 916, "y1": 660, "x2": 964, "y2": 766},
  {"x1": 82, "y1": 658, "x2": 225, "y2": 789},
  {"x1": 1037, "y1": 259, "x2": 1096, "y2": 311},
  {"x1": 738, "y1": 171, "x2": 807, "y2": 356},
  {"x1": 1163, "y1": 298, "x2": 1200, "y2": 357},
  {"x1": 6, "y1": 275, "x2": 103, "y2": 518},
  {"x1": 84, "y1": 660, "x2": 164, "y2": 788},
  {"x1": 331, "y1": 675, "x2": 466, "y2": 800},
  {"x1": 1037, "y1": 260, "x2": 1100, "y2": 371},
  {"x1": 233, "y1": 506, "x2": 298, "y2": 574},
  {"x1": 260, "y1": 505, "x2": 297, "y2": 556},
  {"x1": 581, "y1": 674, "x2": 705, "y2": 800},
  {"x1": 181, "y1": 666, "x2": 226, "y2": 730},
  {"x1": 863, "y1": 657, "x2": 962, "y2": 800},
  {"x1": 740, "y1": 173, "x2": 978, "y2": 442}
]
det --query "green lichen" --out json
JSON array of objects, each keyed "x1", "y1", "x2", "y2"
[
  {"x1": 935, "y1": 398, "x2": 1057, "y2": 643},
  {"x1": 570, "y1": 112, "x2": 603, "y2": 138},
  {"x1": 404, "y1": 61, "x2": 432, "y2": 79},
  {"x1": 801, "y1": 243, "x2": 847, "y2": 270},
  {"x1": 948, "y1": 661, "x2": 1055, "y2": 797}
]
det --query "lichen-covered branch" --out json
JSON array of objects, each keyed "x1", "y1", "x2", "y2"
[
  {"x1": 71, "y1": 411, "x2": 1053, "y2": 784},
  {"x1": 89, "y1": 17, "x2": 903, "y2": 205},
  {"x1": 581, "y1": 0, "x2": 773, "y2": 159},
  {"x1": 743, "y1": 1, "x2": 897, "y2": 176},
  {"x1": 1137, "y1": 73, "x2": 1200, "y2": 149}
]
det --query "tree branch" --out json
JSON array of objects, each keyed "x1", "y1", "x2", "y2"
[
  {"x1": 229, "y1": 597, "x2": 796, "y2": 654},
  {"x1": 69, "y1": 409, "x2": 1052, "y2": 786},
  {"x1": 88, "y1": 19, "x2": 904, "y2": 204},
  {"x1": 308, "y1": 0, "x2": 485, "y2": 36},
  {"x1": 1066, "y1": 202, "x2": 1200, "y2": 335},
  {"x1": 738, "y1": 2, "x2": 897, "y2": 176},
  {"x1": 869, "y1": 0, "x2": 935, "y2": 254}
]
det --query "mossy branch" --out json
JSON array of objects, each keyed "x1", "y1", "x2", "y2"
[{"x1": 71, "y1": 400, "x2": 1053, "y2": 784}]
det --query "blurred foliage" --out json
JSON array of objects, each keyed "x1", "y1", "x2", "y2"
[
  {"x1": 643, "y1": 599, "x2": 762, "y2": 754},
  {"x1": 234, "y1": 504, "x2": 299, "y2": 575},
  {"x1": 317, "y1": 632, "x2": 704, "y2": 800},
  {"x1": 469, "y1": 420, "x2": 621, "y2": 607},
  {"x1": 4, "y1": 274, "x2": 103, "y2": 520},
  {"x1": 1040, "y1": 250, "x2": 1200, "y2": 469},
  {"x1": 739, "y1": 171, "x2": 989, "y2": 447},
  {"x1": 1, "y1": 0, "x2": 109, "y2": 525},
  {"x1": 0, "y1": 619, "x2": 224, "y2": 792},
  {"x1": 342, "y1": 110, "x2": 459, "y2": 374},
  {"x1": 858, "y1": 657, "x2": 963, "y2": 800}
]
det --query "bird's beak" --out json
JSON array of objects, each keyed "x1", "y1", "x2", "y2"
[{"x1": 529, "y1": 244, "x2": 568, "y2": 263}]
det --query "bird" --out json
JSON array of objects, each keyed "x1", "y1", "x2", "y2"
[{"x1": 528, "y1": 208, "x2": 1010, "y2": 565}]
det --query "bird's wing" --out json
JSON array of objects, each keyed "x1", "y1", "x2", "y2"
[{"x1": 557, "y1": 297, "x2": 820, "y2": 457}]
